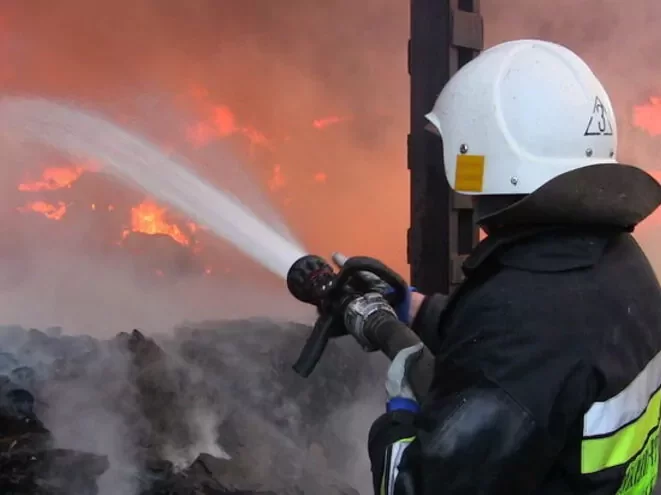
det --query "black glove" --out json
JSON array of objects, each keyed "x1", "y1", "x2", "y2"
[
  {"x1": 332, "y1": 252, "x2": 417, "y2": 323},
  {"x1": 343, "y1": 292, "x2": 398, "y2": 351}
]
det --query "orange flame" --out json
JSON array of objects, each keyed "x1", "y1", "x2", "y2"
[
  {"x1": 210, "y1": 106, "x2": 236, "y2": 136},
  {"x1": 633, "y1": 97, "x2": 661, "y2": 136},
  {"x1": 18, "y1": 166, "x2": 85, "y2": 192},
  {"x1": 186, "y1": 105, "x2": 236, "y2": 147},
  {"x1": 124, "y1": 200, "x2": 190, "y2": 246},
  {"x1": 17, "y1": 201, "x2": 67, "y2": 220},
  {"x1": 312, "y1": 115, "x2": 352, "y2": 129},
  {"x1": 185, "y1": 84, "x2": 272, "y2": 150}
]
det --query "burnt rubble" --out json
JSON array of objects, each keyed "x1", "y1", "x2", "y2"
[{"x1": 0, "y1": 321, "x2": 384, "y2": 494}]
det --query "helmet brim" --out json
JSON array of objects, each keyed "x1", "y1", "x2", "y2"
[
  {"x1": 478, "y1": 163, "x2": 661, "y2": 231},
  {"x1": 424, "y1": 112, "x2": 442, "y2": 136}
]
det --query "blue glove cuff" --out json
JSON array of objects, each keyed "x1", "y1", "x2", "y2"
[
  {"x1": 386, "y1": 286, "x2": 417, "y2": 323},
  {"x1": 386, "y1": 397, "x2": 420, "y2": 413}
]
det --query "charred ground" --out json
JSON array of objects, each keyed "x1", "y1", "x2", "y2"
[{"x1": 0, "y1": 321, "x2": 383, "y2": 494}]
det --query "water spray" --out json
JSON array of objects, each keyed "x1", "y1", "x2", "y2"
[
  {"x1": 0, "y1": 96, "x2": 433, "y2": 397},
  {"x1": 0, "y1": 96, "x2": 305, "y2": 279}
]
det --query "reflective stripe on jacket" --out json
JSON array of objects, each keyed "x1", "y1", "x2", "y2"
[{"x1": 368, "y1": 227, "x2": 661, "y2": 495}]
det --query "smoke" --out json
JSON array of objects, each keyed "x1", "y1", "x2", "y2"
[
  {"x1": 0, "y1": 318, "x2": 385, "y2": 494},
  {"x1": 0, "y1": 246, "x2": 307, "y2": 336},
  {"x1": 0, "y1": 5, "x2": 401, "y2": 488},
  {"x1": 0, "y1": 1, "x2": 659, "y2": 273},
  {"x1": 35, "y1": 339, "x2": 143, "y2": 495},
  {"x1": 0, "y1": 1, "x2": 661, "y2": 494},
  {"x1": 0, "y1": 0, "x2": 411, "y2": 273}
]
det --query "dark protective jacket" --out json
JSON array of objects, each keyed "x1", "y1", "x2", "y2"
[{"x1": 368, "y1": 226, "x2": 661, "y2": 495}]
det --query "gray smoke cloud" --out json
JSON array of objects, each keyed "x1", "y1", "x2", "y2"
[
  {"x1": 2, "y1": 0, "x2": 659, "y2": 271},
  {"x1": 0, "y1": 1, "x2": 660, "y2": 494}
]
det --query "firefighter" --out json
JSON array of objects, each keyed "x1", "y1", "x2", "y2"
[{"x1": 341, "y1": 39, "x2": 661, "y2": 494}]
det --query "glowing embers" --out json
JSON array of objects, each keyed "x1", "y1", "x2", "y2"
[
  {"x1": 18, "y1": 166, "x2": 86, "y2": 192},
  {"x1": 122, "y1": 200, "x2": 193, "y2": 247},
  {"x1": 312, "y1": 115, "x2": 352, "y2": 129},
  {"x1": 17, "y1": 201, "x2": 67, "y2": 220}
]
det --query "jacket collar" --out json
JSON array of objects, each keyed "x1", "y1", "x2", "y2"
[{"x1": 462, "y1": 225, "x2": 627, "y2": 276}]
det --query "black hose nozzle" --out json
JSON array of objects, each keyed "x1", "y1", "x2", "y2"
[{"x1": 286, "y1": 255, "x2": 336, "y2": 306}]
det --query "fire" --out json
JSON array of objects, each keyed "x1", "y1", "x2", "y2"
[
  {"x1": 185, "y1": 107, "x2": 269, "y2": 150},
  {"x1": 633, "y1": 98, "x2": 661, "y2": 136},
  {"x1": 210, "y1": 106, "x2": 236, "y2": 136},
  {"x1": 186, "y1": 105, "x2": 235, "y2": 147},
  {"x1": 268, "y1": 166, "x2": 327, "y2": 192},
  {"x1": 17, "y1": 201, "x2": 67, "y2": 220},
  {"x1": 16, "y1": 161, "x2": 206, "y2": 264},
  {"x1": 312, "y1": 116, "x2": 352, "y2": 129},
  {"x1": 185, "y1": 84, "x2": 272, "y2": 150},
  {"x1": 18, "y1": 166, "x2": 85, "y2": 192},
  {"x1": 124, "y1": 200, "x2": 191, "y2": 246}
]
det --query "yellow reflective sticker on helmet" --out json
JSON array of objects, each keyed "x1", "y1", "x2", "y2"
[{"x1": 454, "y1": 154, "x2": 485, "y2": 192}]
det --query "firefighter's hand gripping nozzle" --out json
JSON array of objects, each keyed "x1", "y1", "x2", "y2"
[{"x1": 286, "y1": 254, "x2": 409, "y2": 377}]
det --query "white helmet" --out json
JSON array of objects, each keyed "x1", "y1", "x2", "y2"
[{"x1": 425, "y1": 39, "x2": 618, "y2": 196}]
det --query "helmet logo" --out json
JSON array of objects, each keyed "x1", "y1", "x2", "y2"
[{"x1": 584, "y1": 97, "x2": 614, "y2": 136}]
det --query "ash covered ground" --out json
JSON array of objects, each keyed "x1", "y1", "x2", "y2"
[{"x1": 0, "y1": 320, "x2": 385, "y2": 494}]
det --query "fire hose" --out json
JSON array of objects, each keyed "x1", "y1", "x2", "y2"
[{"x1": 285, "y1": 254, "x2": 435, "y2": 399}]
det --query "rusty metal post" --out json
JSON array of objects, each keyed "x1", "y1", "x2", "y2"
[{"x1": 408, "y1": 0, "x2": 483, "y2": 294}]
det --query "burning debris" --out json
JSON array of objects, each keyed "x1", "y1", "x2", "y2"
[
  {"x1": 17, "y1": 165, "x2": 200, "y2": 249},
  {"x1": 122, "y1": 200, "x2": 193, "y2": 246},
  {"x1": 18, "y1": 166, "x2": 87, "y2": 192},
  {"x1": 0, "y1": 321, "x2": 376, "y2": 494},
  {"x1": 16, "y1": 201, "x2": 68, "y2": 221},
  {"x1": 311, "y1": 116, "x2": 353, "y2": 130}
]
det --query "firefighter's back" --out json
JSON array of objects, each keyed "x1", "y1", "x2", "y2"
[
  {"x1": 493, "y1": 229, "x2": 661, "y2": 494},
  {"x1": 568, "y1": 232, "x2": 661, "y2": 494},
  {"x1": 437, "y1": 228, "x2": 661, "y2": 494}
]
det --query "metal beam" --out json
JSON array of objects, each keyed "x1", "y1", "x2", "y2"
[{"x1": 408, "y1": 0, "x2": 484, "y2": 295}]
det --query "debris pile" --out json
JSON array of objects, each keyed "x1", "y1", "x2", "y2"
[{"x1": 0, "y1": 321, "x2": 382, "y2": 494}]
